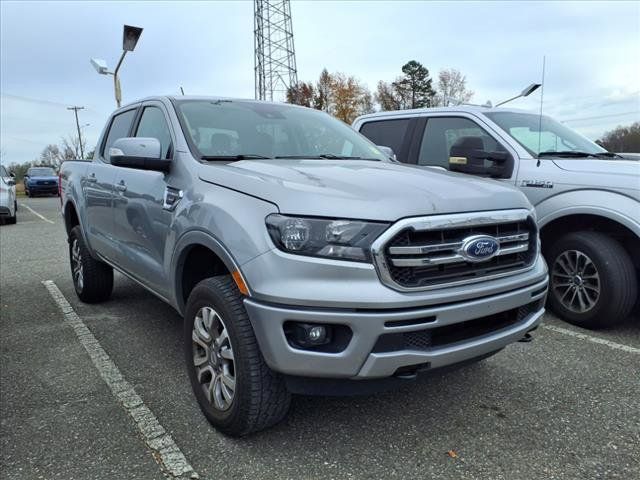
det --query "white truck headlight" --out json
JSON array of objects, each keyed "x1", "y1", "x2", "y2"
[{"x1": 266, "y1": 214, "x2": 389, "y2": 262}]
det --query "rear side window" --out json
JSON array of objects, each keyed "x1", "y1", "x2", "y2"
[
  {"x1": 135, "y1": 107, "x2": 173, "y2": 159},
  {"x1": 359, "y1": 119, "x2": 410, "y2": 161},
  {"x1": 102, "y1": 109, "x2": 137, "y2": 162}
]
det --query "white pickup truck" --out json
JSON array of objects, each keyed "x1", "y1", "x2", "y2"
[{"x1": 355, "y1": 107, "x2": 639, "y2": 329}]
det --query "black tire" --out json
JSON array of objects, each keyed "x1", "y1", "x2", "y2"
[
  {"x1": 69, "y1": 226, "x2": 113, "y2": 303},
  {"x1": 547, "y1": 231, "x2": 637, "y2": 329},
  {"x1": 184, "y1": 276, "x2": 291, "y2": 436}
]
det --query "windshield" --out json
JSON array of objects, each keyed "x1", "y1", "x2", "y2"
[
  {"x1": 484, "y1": 111, "x2": 607, "y2": 157},
  {"x1": 174, "y1": 99, "x2": 387, "y2": 161},
  {"x1": 28, "y1": 167, "x2": 56, "y2": 176}
]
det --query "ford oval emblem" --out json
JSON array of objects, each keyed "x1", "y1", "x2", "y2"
[{"x1": 460, "y1": 235, "x2": 500, "y2": 262}]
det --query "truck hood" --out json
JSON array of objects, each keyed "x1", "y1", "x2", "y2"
[
  {"x1": 198, "y1": 159, "x2": 531, "y2": 221},
  {"x1": 552, "y1": 159, "x2": 640, "y2": 191}
]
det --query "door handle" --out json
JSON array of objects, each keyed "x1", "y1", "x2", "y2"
[
  {"x1": 115, "y1": 181, "x2": 127, "y2": 192},
  {"x1": 87, "y1": 173, "x2": 97, "y2": 183}
]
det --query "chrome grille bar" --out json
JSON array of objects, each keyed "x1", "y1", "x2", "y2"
[
  {"x1": 388, "y1": 233, "x2": 529, "y2": 256},
  {"x1": 390, "y1": 242, "x2": 530, "y2": 267}
]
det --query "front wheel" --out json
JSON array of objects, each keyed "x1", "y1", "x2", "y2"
[
  {"x1": 547, "y1": 231, "x2": 637, "y2": 329},
  {"x1": 69, "y1": 226, "x2": 114, "y2": 303},
  {"x1": 184, "y1": 276, "x2": 291, "y2": 436}
]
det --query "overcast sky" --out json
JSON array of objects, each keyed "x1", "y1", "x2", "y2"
[{"x1": 1, "y1": 0, "x2": 639, "y2": 165}]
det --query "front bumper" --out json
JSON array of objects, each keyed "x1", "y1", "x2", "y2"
[
  {"x1": 244, "y1": 274, "x2": 547, "y2": 379},
  {"x1": 27, "y1": 184, "x2": 58, "y2": 194}
]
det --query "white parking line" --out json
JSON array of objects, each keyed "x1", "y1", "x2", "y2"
[
  {"x1": 543, "y1": 324, "x2": 640, "y2": 354},
  {"x1": 19, "y1": 203, "x2": 55, "y2": 224},
  {"x1": 42, "y1": 280, "x2": 200, "y2": 479}
]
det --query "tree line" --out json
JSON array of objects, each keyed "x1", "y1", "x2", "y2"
[
  {"x1": 5, "y1": 134, "x2": 93, "y2": 182},
  {"x1": 286, "y1": 60, "x2": 474, "y2": 123}
]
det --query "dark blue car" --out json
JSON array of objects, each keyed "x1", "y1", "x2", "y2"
[{"x1": 24, "y1": 166, "x2": 59, "y2": 197}]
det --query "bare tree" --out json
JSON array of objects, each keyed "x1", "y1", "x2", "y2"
[
  {"x1": 286, "y1": 81, "x2": 315, "y2": 107},
  {"x1": 329, "y1": 73, "x2": 373, "y2": 124},
  {"x1": 61, "y1": 132, "x2": 86, "y2": 160},
  {"x1": 375, "y1": 81, "x2": 402, "y2": 111},
  {"x1": 38, "y1": 144, "x2": 64, "y2": 167},
  {"x1": 434, "y1": 68, "x2": 474, "y2": 107}
]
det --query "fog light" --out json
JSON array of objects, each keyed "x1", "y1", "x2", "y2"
[
  {"x1": 288, "y1": 322, "x2": 331, "y2": 348},
  {"x1": 308, "y1": 326, "x2": 326, "y2": 343}
]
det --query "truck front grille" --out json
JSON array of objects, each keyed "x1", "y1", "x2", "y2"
[{"x1": 371, "y1": 210, "x2": 537, "y2": 291}]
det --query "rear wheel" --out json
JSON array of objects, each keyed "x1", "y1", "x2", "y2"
[
  {"x1": 184, "y1": 276, "x2": 291, "y2": 436},
  {"x1": 547, "y1": 231, "x2": 637, "y2": 329},
  {"x1": 69, "y1": 226, "x2": 113, "y2": 303}
]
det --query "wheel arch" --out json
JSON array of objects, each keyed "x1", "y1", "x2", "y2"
[
  {"x1": 540, "y1": 211, "x2": 640, "y2": 270},
  {"x1": 171, "y1": 230, "x2": 250, "y2": 315}
]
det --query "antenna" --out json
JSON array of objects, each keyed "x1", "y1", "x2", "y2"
[
  {"x1": 180, "y1": 86, "x2": 185, "y2": 96},
  {"x1": 536, "y1": 56, "x2": 546, "y2": 167}
]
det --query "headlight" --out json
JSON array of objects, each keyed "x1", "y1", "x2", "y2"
[{"x1": 266, "y1": 214, "x2": 389, "y2": 262}]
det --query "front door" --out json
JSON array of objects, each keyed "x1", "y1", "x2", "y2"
[
  {"x1": 84, "y1": 108, "x2": 137, "y2": 262},
  {"x1": 112, "y1": 103, "x2": 175, "y2": 298}
]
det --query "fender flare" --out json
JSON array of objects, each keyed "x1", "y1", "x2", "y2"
[
  {"x1": 170, "y1": 229, "x2": 247, "y2": 314},
  {"x1": 536, "y1": 190, "x2": 640, "y2": 238}
]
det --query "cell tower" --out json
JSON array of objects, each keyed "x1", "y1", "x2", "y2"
[{"x1": 254, "y1": 0, "x2": 298, "y2": 101}]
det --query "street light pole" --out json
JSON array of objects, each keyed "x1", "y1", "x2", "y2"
[
  {"x1": 90, "y1": 24, "x2": 143, "y2": 108},
  {"x1": 67, "y1": 106, "x2": 85, "y2": 159},
  {"x1": 113, "y1": 50, "x2": 127, "y2": 108}
]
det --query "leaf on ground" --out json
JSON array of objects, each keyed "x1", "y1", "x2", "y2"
[{"x1": 447, "y1": 450, "x2": 458, "y2": 458}]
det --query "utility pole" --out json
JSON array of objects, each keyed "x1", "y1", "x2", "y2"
[{"x1": 67, "y1": 106, "x2": 85, "y2": 159}]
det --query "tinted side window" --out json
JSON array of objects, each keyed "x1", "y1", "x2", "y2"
[
  {"x1": 102, "y1": 109, "x2": 137, "y2": 162},
  {"x1": 418, "y1": 117, "x2": 504, "y2": 169},
  {"x1": 359, "y1": 119, "x2": 410, "y2": 161},
  {"x1": 135, "y1": 107, "x2": 173, "y2": 158},
  {"x1": 0, "y1": 166, "x2": 7, "y2": 177}
]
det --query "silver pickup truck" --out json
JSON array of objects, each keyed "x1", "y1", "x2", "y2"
[
  {"x1": 354, "y1": 107, "x2": 639, "y2": 329},
  {"x1": 60, "y1": 96, "x2": 548, "y2": 436}
]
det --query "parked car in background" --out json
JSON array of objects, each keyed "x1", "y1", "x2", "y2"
[
  {"x1": 60, "y1": 96, "x2": 548, "y2": 436},
  {"x1": 354, "y1": 107, "x2": 640, "y2": 329},
  {"x1": 24, "y1": 166, "x2": 59, "y2": 197},
  {"x1": 0, "y1": 165, "x2": 17, "y2": 225}
]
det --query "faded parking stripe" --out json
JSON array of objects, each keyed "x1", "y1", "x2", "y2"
[
  {"x1": 543, "y1": 324, "x2": 640, "y2": 354},
  {"x1": 19, "y1": 203, "x2": 55, "y2": 224},
  {"x1": 42, "y1": 280, "x2": 200, "y2": 479}
]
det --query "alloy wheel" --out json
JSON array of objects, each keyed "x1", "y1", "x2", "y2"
[
  {"x1": 71, "y1": 239, "x2": 84, "y2": 292},
  {"x1": 551, "y1": 249, "x2": 600, "y2": 313},
  {"x1": 192, "y1": 306, "x2": 236, "y2": 411}
]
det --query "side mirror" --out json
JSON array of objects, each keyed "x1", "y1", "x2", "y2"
[
  {"x1": 9, "y1": 172, "x2": 15, "y2": 178},
  {"x1": 6, "y1": 178, "x2": 16, "y2": 186},
  {"x1": 377, "y1": 145, "x2": 397, "y2": 161},
  {"x1": 109, "y1": 137, "x2": 170, "y2": 173},
  {"x1": 449, "y1": 149, "x2": 513, "y2": 178}
]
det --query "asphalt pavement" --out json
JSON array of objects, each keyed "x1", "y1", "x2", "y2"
[{"x1": 1, "y1": 196, "x2": 639, "y2": 480}]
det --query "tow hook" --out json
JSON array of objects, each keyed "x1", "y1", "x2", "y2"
[{"x1": 518, "y1": 332, "x2": 534, "y2": 343}]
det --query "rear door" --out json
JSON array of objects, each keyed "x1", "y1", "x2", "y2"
[
  {"x1": 111, "y1": 101, "x2": 175, "y2": 297},
  {"x1": 85, "y1": 108, "x2": 137, "y2": 262}
]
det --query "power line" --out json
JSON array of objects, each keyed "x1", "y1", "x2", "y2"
[
  {"x1": 562, "y1": 111, "x2": 639, "y2": 123},
  {"x1": 67, "y1": 106, "x2": 85, "y2": 159}
]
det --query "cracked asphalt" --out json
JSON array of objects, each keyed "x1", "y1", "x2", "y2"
[{"x1": 1, "y1": 196, "x2": 639, "y2": 480}]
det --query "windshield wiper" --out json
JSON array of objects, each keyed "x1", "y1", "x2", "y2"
[
  {"x1": 275, "y1": 154, "x2": 381, "y2": 161},
  {"x1": 201, "y1": 154, "x2": 273, "y2": 161},
  {"x1": 538, "y1": 151, "x2": 603, "y2": 158}
]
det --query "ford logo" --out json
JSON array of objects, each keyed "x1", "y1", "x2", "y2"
[{"x1": 460, "y1": 235, "x2": 500, "y2": 262}]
